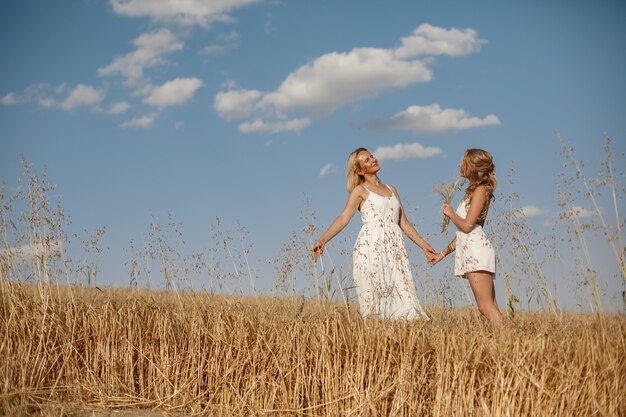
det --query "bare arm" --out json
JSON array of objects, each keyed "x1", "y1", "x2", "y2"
[
  {"x1": 389, "y1": 185, "x2": 435, "y2": 255},
  {"x1": 429, "y1": 237, "x2": 456, "y2": 266},
  {"x1": 311, "y1": 186, "x2": 366, "y2": 261},
  {"x1": 443, "y1": 186, "x2": 489, "y2": 234}
]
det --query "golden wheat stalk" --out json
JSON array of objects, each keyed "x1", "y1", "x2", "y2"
[{"x1": 434, "y1": 177, "x2": 462, "y2": 233}]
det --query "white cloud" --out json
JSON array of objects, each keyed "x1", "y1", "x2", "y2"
[
  {"x1": 218, "y1": 30, "x2": 240, "y2": 42},
  {"x1": 1, "y1": 84, "x2": 49, "y2": 106},
  {"x1": 200, "y1": 30, "x2": 240, "y2": 56},
  {"x1": 98, "y1": 28, "x2": 184, "y2": 88},
  {"x1": 216, "y1": 46, "x2": 432, "y2": 131},
  {"x1": 368, "y1": 104, "x2": 500, "y2": 134},
  {"x1": 563, "y1": 206, "x2": 598, "y2": 219},
  {"x1": 121, "y1": 112, "x2": 159, "y2": 128},
  {"x1": 1, "y1": 92, "x2": 20, "y2": 105},
  {"x1": 319, "y1": 163, "x2": 335, "y2": 177},
  {"x1": 61, "y1": 84, "x2": 105, "y2": 111},
  {"x1": 199, "y1": 44, "x2": 226, "y2": 56},
  {"x1": 143, "y1": 77, "x2": 203, "y2": 108},
  {"x1": 510, "y1": 205, "x2": 543, "y2": 218},
  {"x1": 2, "y1": 83, "x2": 125, "y2": 115},
  {"x1": 1, "y1": 241, "x2": 63, "y2": 263},
  {"x1": 259, "y1": 48, "x2": 432, "y2": 117},
  {"x1": 37, "y1": 96, "x2": 57, "y2": 108},
  {"x1": 109, "y1": 0, "x2": 261, "y2": 27},
  {"x1": 2, "y1": 83, "x2": 107, "y2": 112},
  {"x1": 214, "y1": 24, "x2": 489, "y2": 134},
  {"x1": 239, "y1": 118, "x2": 311, "y2": 133},
  {"x1": 394, "y1": 23, "x2": 486, "y2": 59},
  {"x1": 520, "y1": 205, "x2": 542, "y2": 217},
  {"x1": 108, "y1": 101, "x2": 131, "y2": 115},
  {"x1": 374, "y1": 143, "x2": 443, "y2": 161},
  {"x1": 214, "y1": 89, "x2": 263, "y2": 120}
]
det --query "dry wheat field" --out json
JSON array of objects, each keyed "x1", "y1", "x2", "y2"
[{"x1": 1, "y1": 282, "x2": 624, "y2": 417}]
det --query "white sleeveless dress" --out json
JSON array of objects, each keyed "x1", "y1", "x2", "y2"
[
  {"x1": 454, "y1": 199, "x2": 496, "y2": 278},
  {"x1": 352, "y1": 185, "x2": 429, "y2": 320}
]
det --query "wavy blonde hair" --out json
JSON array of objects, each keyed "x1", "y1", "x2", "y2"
[
  {"x1": 462, "y1": 148, "x2": 496, "y2": 222},
  {"x1": 346, "y1": 147, "x2": 369, "y2": 193}
]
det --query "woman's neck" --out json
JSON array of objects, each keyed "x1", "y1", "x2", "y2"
[{"x1": 363, "y1": 175, "x2": 381, "y2": 187}]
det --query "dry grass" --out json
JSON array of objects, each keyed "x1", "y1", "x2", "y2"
[
  {"x1": 1, "y1": 140, "x2": 624, "y2": 416},
  {"x1": 433, "y1": 178, "x2": 462, "y2": 234},
  {"x1": 1, "y1": 282, "x2": 624, "y2": 417}
]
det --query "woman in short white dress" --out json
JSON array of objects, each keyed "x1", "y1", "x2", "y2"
[
  {"x1": 312, "y1": 148, "x2": 435, "y2": 320},
  {"x1": 430, "y1": 149, "x2": 504, "y2": 325}
]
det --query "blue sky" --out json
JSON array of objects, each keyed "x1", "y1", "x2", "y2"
[{"x1": 1, "y1": 0, "x2": 625, "y2": 311}]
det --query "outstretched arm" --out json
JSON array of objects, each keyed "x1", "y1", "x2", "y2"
[
  {"x1": 389, "y1": 185, "x2": 435, "y2": 256},
  {"x1": 312, "y1": 187, "x2": 365, "y2": 261}
]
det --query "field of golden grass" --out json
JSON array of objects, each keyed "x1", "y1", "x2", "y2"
[{"x1": 1, "y1": 282, "x2": 624, "y2": 417}]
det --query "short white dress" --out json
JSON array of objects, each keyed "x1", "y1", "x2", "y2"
[
  {"x1": 454, "y1": 199, "x2": 496, "y2": 278},
  {"x1": 352, "y1": 185, "x2": 429, "y2": 320}
]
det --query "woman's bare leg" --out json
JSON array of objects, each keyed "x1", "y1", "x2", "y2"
[{"x1": 467, "y1": 271, "x2": 504, "y2": 325}]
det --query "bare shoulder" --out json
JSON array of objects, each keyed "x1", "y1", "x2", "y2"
[
  {"x1": 473, "y1": 184, "x2": 489, "y2": 194},
  {"x1": 386, "y1": 183, "x2": 399, "y2": 194},
  {"x1": 472, "y1": 185, "x2": 490, "y2": 200},
  {"x1": 350, "y1": 184, "x2": 368, "y2": 200}
]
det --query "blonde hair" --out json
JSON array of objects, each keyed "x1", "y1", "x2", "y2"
[
  {"x1": 462, "y1": 148, "x2": 496, "y2": 222},
  {"x1": 346, "y1": 147, "x2": 368, "y2": 192}
]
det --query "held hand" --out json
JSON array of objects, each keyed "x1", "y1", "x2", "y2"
[
  {"x1": 430, "y1": 252, "x2": 445, "y2": 266},
  {"x1": 423, "y1": 247, "x2": 437, "y2": 264},
  {"x1": 311, "y1": 240, "x2": 325, "y2": 261},
  {"x1": 426, "y1": 252, "x2": 437, "y2": 265},
  {"x1": 443, "y1": 204, "x2": 454, "y2": 218},
  {"x1": 432, "y1": 253, "x2": 446, "y2": 266}
]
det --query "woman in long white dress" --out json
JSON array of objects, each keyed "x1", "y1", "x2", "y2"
[
  {"x1": 311, "y1": 148, "x2": 434, "y2": 320},
  {"x1": 430, "y1": 149, "x2": 504, "y2": 325}
]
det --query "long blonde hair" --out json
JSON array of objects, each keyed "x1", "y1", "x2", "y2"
[
  {"x1": 462, "y1": 148, "x2": 496, "y2": 221},
  {"x1": 346, "y1": 147, "x2": 368, "y2": 192}
]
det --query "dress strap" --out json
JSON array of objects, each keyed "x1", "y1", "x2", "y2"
[{"x1": 361, "y1": 184, "x2": 371, "y2": 193}]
